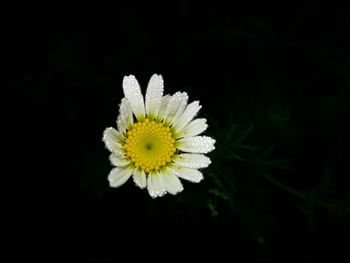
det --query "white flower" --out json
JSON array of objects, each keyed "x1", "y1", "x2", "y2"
[{"x1": 102, "y1": 74, "x2": 215, "y2": 198}]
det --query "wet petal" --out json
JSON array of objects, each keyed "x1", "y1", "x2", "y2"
[
  {"x1": 177, "y1": 118, "x2": 208, "y2": 138},
  {"x1": 173, "y1": 101, "x2": 201, "y2": 133},
  {"x1": 147, "y1": 171, "x2": 166, "y2": 198},
  {"x1": 102, "y1": 127, "x2": 123, "y2": 153},
  {"x1": 172, "y1": 166, "x2": 203, "y2": 183},
  {"x1": 145, "y1": 74, "x2": 164, "y2": 119},
  {"x1": 132, "y1": 168, "x2": 147, "y2": 189},
  {"x1": 109, "y1": 154, "x2": 130, "y2": 167},
  {"x1": 108, "y1": 166, "x2": 133, "y2": 187},
  {"x1": 123, "y1": 75, "x2": 145, "y2": 121},
  {"x1": 163, "y1": 92, "x2": 188, "y2": 124},
  {"x1": 162, "y1": 167, "x2": 183, "y2": 195},
  {"x1": 177, "y1": 136, "x2": 215, "y2": 154},
  {"x1": 118, "y1": 98, "x2": 134, "y2": 130},
  {"x1": 173, "y1": 153, "x2": 211, "y2": 169}
]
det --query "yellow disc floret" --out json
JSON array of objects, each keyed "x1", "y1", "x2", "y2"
[{"x1": 123, "y1": 118, "x2": 176, "y2": 173}]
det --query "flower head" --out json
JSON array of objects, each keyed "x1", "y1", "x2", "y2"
[{"x1": 102, "y1": 74, "x2": 215, "y2": 198}]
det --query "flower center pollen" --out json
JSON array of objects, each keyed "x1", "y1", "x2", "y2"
[{"x1": 123, "y1": 118, "x2": 176, "y2": 173}]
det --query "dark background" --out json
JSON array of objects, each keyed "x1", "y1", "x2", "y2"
[{"x1": 7, "y1": 1, "x2": 350, "y2": 262}]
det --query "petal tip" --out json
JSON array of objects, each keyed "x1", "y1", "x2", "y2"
[{"x1": 123, "y1": 74, "x2": 136, "y2": 80}]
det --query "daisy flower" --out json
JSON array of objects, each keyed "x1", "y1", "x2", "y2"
[{"x1": 102, "y1": 74, "x2": 215, "y2": 198}]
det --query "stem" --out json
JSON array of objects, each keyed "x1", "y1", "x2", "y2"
[{"x1": 262, "y1": 174, "x2": 306, "y2": 199}]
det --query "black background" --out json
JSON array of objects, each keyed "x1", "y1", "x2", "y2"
[{"x1": 7, "y1": 1, "x2": 350, "y2": 262}]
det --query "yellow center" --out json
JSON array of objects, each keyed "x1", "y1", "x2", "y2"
[{"x1": 123, "y1": 118, "x2": 176, "y2": 173}]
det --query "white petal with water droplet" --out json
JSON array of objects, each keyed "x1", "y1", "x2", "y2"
[
  {"x1": 170, "y1": 93, "x2": 189, "y2": 125},
  {"x1": 162, "y1": 168, "x2": 183, "y2": 195},
  {"x1": 147, "y1": 171, "x2": 167, "y2": 198},
  {"x1": 118, "y1": 98, "x2": 134, "y2": 130},
  {"x1": 122, "y1": 75, "x2": 145, "y2": 121},
  {"x1": 173, "y1": 101, "x2": 201, "y2": 133},
  {"x1": 145, "y1": 74, "x2": 164, "y2": 119},
  {"x1": 132, "y1": 168, "x2": 147, "y2": 189},
  {"x1": 109, "y1": 154, "x2": 130, "y2": 167},
  {"x1": 177, "y1": 118, "x2": 208, "y2": 138},
  {"x1": 177, "y1": 136, "x2": 215, "y2": 154},
  {"x1": 116, "y1": 115, "x2": 126, "y2": 134},
  {"x1": 102, "y1": 127, "x2": 123, "y2": 153},
  {"x1": 172, "y1": 166, "x2": 203, "y2": 183},
  {"x1": 108, "y1": 166, "x2": 133, "y2": 187},
  {"x1": 163, "y1": 92, "x2": 188, "y2": 124},
  {"x1": 173, "y1": 153, "x2": 211, "y2": 169},
  {"x1": 157, "y1": 95, "x2": 171, "y2": 121}
]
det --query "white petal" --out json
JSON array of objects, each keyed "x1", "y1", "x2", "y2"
[
  {"x1": 177, "y1": 118, "x2": 208, "y2": 138},
  {"x1": 162, "y1": 167, "x2": 183, "y2": 195},
  {"x1": 172, "y1": 101, "x2": 201, "y2": 133},
  {"x1": 172, "y1": 166, "x2": 203, "y2": 183},
  {"x1": 173, "y1": 153, "x2": 211, "y2": 169},
  {"x1": 132, "y1": 168, "x2": 147, "y2": 189},
  {"x1": 122, "y1": 75, "x2": 145, "y2": 121},
  {"x1": 177, "y1": 136, "x2": 216, "y2": 154},
  {"x1": 145, "y1": 74, "x2": 164, "y2": 119},
  {"x1": 116, "y1": 115, "x2": 126, "y2": 134},
  {"x1": 108, "y1": 166, "x2": 133, "y2": 187},
  {"x1": 156, "y1": 95, "x2": 171, "y2": 121},
  {"x1": 147, "y1": 171, "x2": 167, "y2": 198},
  {"x1": 102, "y1": 127, "x2": 123, "y2": 153},
  {"x1": 109, "y1": 154, "x2": 130, "y2": 167},
  {"x1": 118, "y1": 98, "x2": 134, "y2": 129},
  {"x1": 163, "y1": 92, "x2": 188, "y2": 124},
  {"x1": 169, "y1": 93, "x2": 189, "y2": 125}
]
